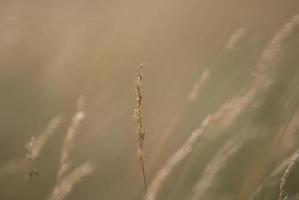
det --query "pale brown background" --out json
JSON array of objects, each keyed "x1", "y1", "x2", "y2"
[{"x1": 0, "y1": 0, "x2": 299, "y2": 199}]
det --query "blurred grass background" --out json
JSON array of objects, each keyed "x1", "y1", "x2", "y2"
[{"x1": 0, "y1": 0, "x2": 299, "y2": 199}]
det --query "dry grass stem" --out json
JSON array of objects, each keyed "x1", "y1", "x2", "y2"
[{"x1": 134, "y1": 63, "x2": 148, "y2": 191}]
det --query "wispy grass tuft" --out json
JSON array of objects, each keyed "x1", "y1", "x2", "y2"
[
  {"x1": 49, "y1": 162, "x2": 94, "y2": 200},
  {"x1": 48, "y1": 96, "x2": 95, "y2": 200},
  {"x1": 226, "y1": 28, "x2": 247, "y2": 50},
  {"x1": 23, "y1": 115, "x2": 64, "y2": 170},
  {"x1": 57, "y1": 96, "x2": 86, "y2": 180},
  {"x1": 22, "y1": 114, "x2": 64, "y2": 200}
]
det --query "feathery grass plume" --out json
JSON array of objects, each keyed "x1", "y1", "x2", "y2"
[
  {"x1": 23, "y1": 115, "x2": 64, "y2": 169},
  {"x1": 145, "y1": 19, "x2": 290, "y2": 198},
  {"x1": 23, "y1": 115, "x2": 64, "y2": 172},
  {"x1": 143, "y1": 94, "x2": 249, "y2": 200},
  {"x1": 227, "y1": 28, "x2": 247, "y2": 50},
  {"x1": 23, "y1": 136, "x2": 37, "y2": 200},
  {"x1": 144, "y1": 97, "x2": 252, "y2": 200},
  {"x1": 256, "y1": 14, "x2": 299, "y2": 77},
  {"x1": 146, "y1": 27, "x2": 248, "y2": 183},
  {"x1": 134, "y1": 63, "x2": 148, "y2": 191},
  {"x1": 191, "y1": 137, "x2": 242, "y2": 200},
  {"x1": 22, "y1": 114, "x2": 64, "y2": 200},
  {"x1": 144, "y1": 80, "x2": 267, "y2": 200},
  {"x1": 279, "y1": 149, "x2": 299, "y2": 200},
  {"x1": 48, "y1": 162, "x2": 94, "y2": 200},
  {"x1": 243, "y1": 14, "x2": 299, "y2": 200},
  {"x1": 57, "y1": 96, "x2": 86, "y2": 180},
  {"x1": 187, "y1": 69, "x2": 210, "y2": 102},
  {"x1": 146, "y1": 27, "x2": 246, "y2": 179}
]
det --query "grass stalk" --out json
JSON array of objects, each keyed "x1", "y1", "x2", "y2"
[{"x1": 134, "y1": 63, "x2": 147, "y2": 191}]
